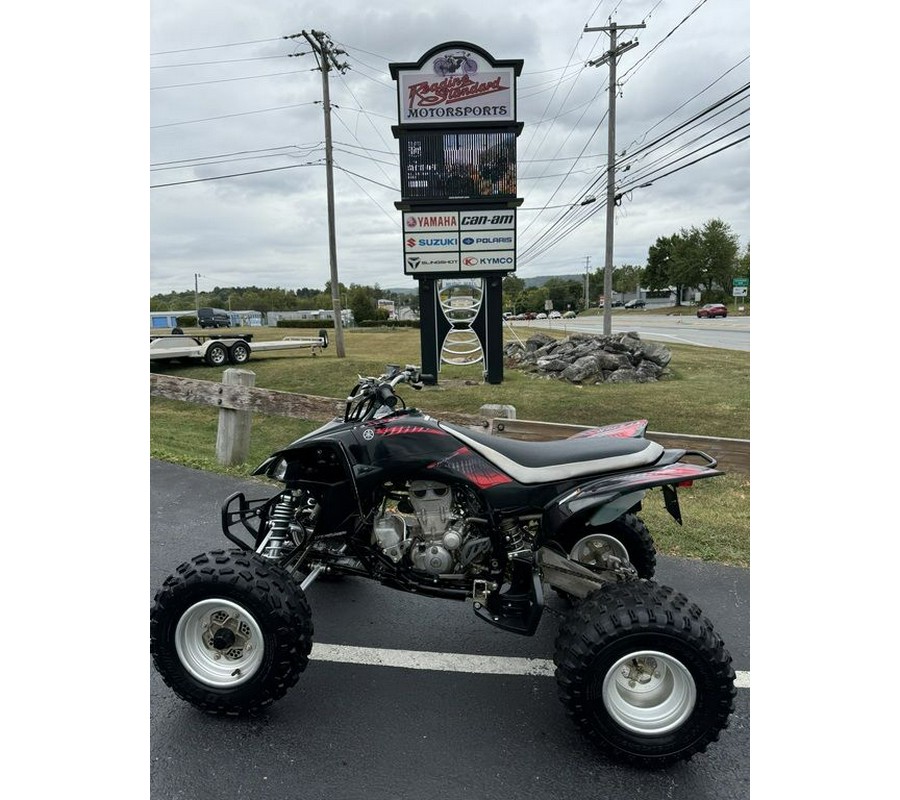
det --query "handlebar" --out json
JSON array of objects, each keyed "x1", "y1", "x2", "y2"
[{"x1": 343, "y1": 365, "x2": 426, "y2": 423}]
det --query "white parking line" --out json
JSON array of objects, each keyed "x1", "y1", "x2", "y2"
[{"x1": 311, "y1": 643, "x2": 750, "y2": 688}]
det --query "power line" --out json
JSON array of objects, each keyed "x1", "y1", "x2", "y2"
[
  {"x1": 150, "y1": 161, "x2": 324, "y2": 188},
  {"x1": 150, "y1": 54, "x2": 298, "y2": 69},
  {"x1": 150, "y1": 144, "x2": 322, "y2": 168},
  {"x1": 151, "y1": 37, "x2": 284, "y2": 56},
  {"x1": 151, "y1": 101, "x2": 319, "y2": 129},
  {"x1": 151, "y1": 69, "x2": 305, "y2": 91}
]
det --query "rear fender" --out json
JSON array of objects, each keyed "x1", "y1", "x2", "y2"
[
  {"x1": 586, "y1": 489, "x2": 647, "y2": 526},
  {"x1": 541, "y1": 453, "x2": 723, "y2": 537},
  {"x1": 566, "y1": 419, "x2": 648, "y2": 439}
]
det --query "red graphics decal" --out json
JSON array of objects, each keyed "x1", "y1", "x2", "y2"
[
  {"x1": 639, "y1": 464, "x2": 708, "y2": 481},
  {"x1": 568, "y1": 420, "x2": 648, "y2": 439},
  {"x1": 428, "y1": 446, "x2": 513, "y2": 488},
  {"x1": 375, "y1": 425, "x2": 448, "y2": 437}
]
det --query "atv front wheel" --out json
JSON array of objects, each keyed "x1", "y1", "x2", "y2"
[
  {"x1": 150, "y1": 549, "x2": 313, "y2": 715},
  {"x1": 554, "y1": 581, "x2": 735, "y2": 767}
]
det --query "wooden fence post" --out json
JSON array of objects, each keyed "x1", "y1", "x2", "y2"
[{"x1": 216, "y1": 369, "x2": 255, "y2": 466}]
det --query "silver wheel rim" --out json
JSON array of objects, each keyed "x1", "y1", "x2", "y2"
[
  {"x1": 602, "y1": 650, "x2": 696, "y2": 735},
  {"x1": 174, "y1": 598, "x2": 265, "y2": 688},
  {"x1": 569, "y1": 533, "x2": 630, "y2": 568}
]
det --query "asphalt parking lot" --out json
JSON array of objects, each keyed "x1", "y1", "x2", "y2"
[{"x1": 150, "y1": 460, "x2": 750, "y2": 800}]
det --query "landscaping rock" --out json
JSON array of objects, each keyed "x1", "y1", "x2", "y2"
[{"x1": 503, "y1": 332, "x2": 672, "y2": 385}]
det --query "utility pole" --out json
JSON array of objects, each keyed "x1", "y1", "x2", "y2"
[
  {"x1": 583, "y1": 255, "x2": 591, "y2": 310},
  {"x1": 290, "y1": 29, "x2": 349, "y2": 357},
  {"x1": 585, "y1": 20, "x2": 644, "y2": 335}
]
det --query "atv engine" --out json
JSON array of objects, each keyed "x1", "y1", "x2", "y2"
[{"x1": 373, "y1": 480, "x2": 492, "y2": 575}]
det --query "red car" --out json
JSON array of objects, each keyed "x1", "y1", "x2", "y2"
[{"x1": 697, "y1": 303, "x2": 728, "y2": 318}]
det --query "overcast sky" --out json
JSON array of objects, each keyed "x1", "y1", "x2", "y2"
[{"x1": 149, "y1": 0, "x2": 749, "y2": 296}]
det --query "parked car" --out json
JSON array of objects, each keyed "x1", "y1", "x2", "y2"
[
  {"x1": 697, "y1": 303, "x2": 728, "y2": 319},
  {"x1": 549, "y1": 310, "x2": 562, "y2": 319},
  {"x1": 563, "y1": 310, "x2": 577, "y2": 319},
  {"x1": 623, "y1": 299, "x2": 646, "y2": 309},
  {"x1": 197, "y1": 307, "x2": 232, "y2": 329}
]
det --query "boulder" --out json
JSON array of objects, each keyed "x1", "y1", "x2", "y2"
[{"x1": 508, "y1": 332, "x2": 672, "y2": 385}]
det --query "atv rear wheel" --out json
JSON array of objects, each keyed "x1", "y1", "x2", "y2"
[
  {"x1": 562, "y1": 513, "x2": 656, "y2": 579},
  {"x1": 150, "y1": 549, "x2": 313, "y2": 716},
  {"x1": 551, "y1": 513, "x2": 656, "y2": 602},
  {"x1": 554, "y1": 581, "x2": 735, "y2": 768}
]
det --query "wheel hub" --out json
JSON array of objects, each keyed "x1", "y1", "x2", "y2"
[
  {"x1": 570, "y1": 533, "x2": 630, "y2": 570},
  {"x1": 174, "y1": 598, "x2": 265, "y2": 687},
  {"x1": 204, "y1": 609, "x2": 253, "y2": 659},
  {"x1": 601, "y1": 650, "x2": 697, "y2": 735}
]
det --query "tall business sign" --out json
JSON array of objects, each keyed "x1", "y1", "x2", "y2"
[{"x1": 390, "y1": 43, "x2": 523, "y2": 384}]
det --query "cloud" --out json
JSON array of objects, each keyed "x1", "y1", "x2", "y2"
[{"x1": 150, "y1": 0, "x2": 749, "y2": 295}]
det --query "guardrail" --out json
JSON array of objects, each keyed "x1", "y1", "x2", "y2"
[{"x1": 150, "y1": 371, "x2": 749, "y2": 475}]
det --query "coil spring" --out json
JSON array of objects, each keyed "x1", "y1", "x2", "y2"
[
  {"x1": 262, "y1": 493, "x2": 296, "y2": 559},
  {"x1": 499, "y1": 517, "x2": 526, "y2": 552}
]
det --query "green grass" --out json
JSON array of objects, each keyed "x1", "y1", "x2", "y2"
[{"x1": 150, "y1": 325, "x2": 750, "y2": 567}]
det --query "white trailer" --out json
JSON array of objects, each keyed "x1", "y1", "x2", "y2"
[{"x1": 150, "y1": 330, "x2": 328, "y2": 366}]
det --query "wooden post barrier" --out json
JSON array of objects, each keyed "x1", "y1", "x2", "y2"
[{"x1": 216, "y1": 369, "x2": 255, "y2": 466}]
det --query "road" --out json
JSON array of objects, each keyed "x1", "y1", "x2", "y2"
[
  {"x1": 509, "y1": 312, "x2": 750, "y2": 351},
  {"x1": 150, "y1": 460, "x2": 750, "y2": 800}
]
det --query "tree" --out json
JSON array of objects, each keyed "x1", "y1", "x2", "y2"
[
  {"x1": 701, "y1": 218, "x2": 740, "y2": 297},
  {"x1": 543, "y1": 277, "x2": 582, "y2": 312},
  {"x1": 347, "y1": 285, "x2": 376, "y2": 323},
  {"x1": 502, "y1": 275, "x2": 526, "y2": 313},
  {"x1": 646, "y1": 235, "x2": 677, "y2": 301},
  {"x1": 611, "y1": 265, "x2": 645, "y2": 299}
]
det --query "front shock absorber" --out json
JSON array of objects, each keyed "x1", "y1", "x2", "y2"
[{"x1": 258, "y1": 491, "x2": 298, "y2": 560}]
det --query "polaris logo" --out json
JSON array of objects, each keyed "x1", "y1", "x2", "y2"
[{"x1": 462, "y1": 236, "x2": 513, "y2": 245}]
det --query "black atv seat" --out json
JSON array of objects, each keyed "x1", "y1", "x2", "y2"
[{"x1": 439, "y1": 422, "x2": 664, "y2": 485}]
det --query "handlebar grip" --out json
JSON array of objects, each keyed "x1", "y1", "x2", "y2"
[{"x1": 377, "y1": 385, "x2": 398, "y2": 407}]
